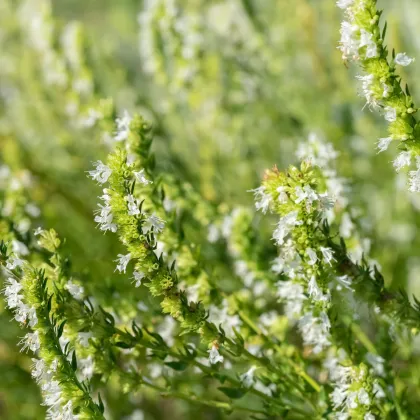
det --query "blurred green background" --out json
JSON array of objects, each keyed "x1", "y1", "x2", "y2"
[{"x1": 1, "y1": 0, "x2": 420, "y2": 418}]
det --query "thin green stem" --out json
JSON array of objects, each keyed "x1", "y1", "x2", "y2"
[
  {"x1": 238, "y1": 310, "x2": 321, "y2": 393},
  {"x1": 344, "y1": 317, "x2": 377, "y2": 355},
  {"x1": 142, "y1": 381, "x2": 269, "y2": 416}
]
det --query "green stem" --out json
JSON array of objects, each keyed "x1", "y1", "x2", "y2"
[
  {"x1": 142, "y1": 381, "x2": 269, "y2": 416},
  {"x1": 238, "y1": 310, "x2": 321, "y2": 393},
  {"x1": 193, "y1": 353, "x2": 314, "y2": 416},
  {"x1": 345, "y1": 317, "x2": 377, "y2": 355}
]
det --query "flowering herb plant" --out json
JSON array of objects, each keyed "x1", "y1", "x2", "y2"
[{"x1": 1, "y1": 0, "x2": 420, "y2": 419}]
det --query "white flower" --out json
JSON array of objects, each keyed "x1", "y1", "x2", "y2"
[
  {"x1": 27, "y1": 306, "x2": 38, "y2": 327},
  {"x1": 240, "y1": 366, "x2": 257, "y2": 388},
  {"x1": 339, "y1": 21, "x2": 359, "y2": 60},
  {"x1": 42, "y1": 380, "x2": 62, "y2": 408},
  {"x1": 364, "y1": 413, "x2": 375, "y2": 420},
  {"x1": 25, "y1": 203, "x2": 41, "y2": 217},
  {"x1": 336, "y1": 275, "x2": 353, "y2": 291},
  {"x1": 115, "y1": 253, "x2": 131, "y2": 273},
  {"x1": 393, "y1": 151, "x2": 411, "y2": 172},
  {"x1": 366, "y1": 353, "x2": 385, "y2": 377},
  {"x1": 208, "y1": 344, "x2": 224, "y2": 364},
  {"x1": 308, "y1": 276, "x2": 323, "y2": 301},
  {"x1": 6, "y1": 255, "x2": 24, "y2": 270},
  {"x1": 376, "y1": 137, "x2": 392, "y2": 153},
  {"x1": 294, "y1": 186, "x2": 307, "y2": 204},
  {"x1": 356, "y1": 74, "x2": 378, "y2": 108},
  {"x1": 340, "y1": 213, "x2": 354, "y2": 238},
  {"x1": 65, "y1": 280, "x2": 84, "y2": 300},
  {"x1": 61, "y1": 400, "x2": 78, "y2": 420},
  {"x1": 250, "y1": 186, "x2": 272, "y2": 214},
  {"x1": 34, "y1": 227, "x2": 44, "y2": 236},
  {"x1": 272, "y1": 211, "x2": 301, "y2": 246},
  {"x1": 305, "y1": 185, "x2": 318, "y2": 205},
  {"x1": 382, "y1": 82, "x2": 393, "y2": 98},
  {"x1": 294, "y1": 185, "x2": 318, "y2": 206},
  {"x1": 31, "y1": 358, "x2": 47, "y2": 382},
  {"x1": 277, "y1": 281, "x2": 305, "y2": 318},
  {"x1": 163, "y1": 196, "x2": 175, "y2": 212},
  {"x1": 409, "y1": 169, "x2": 420, "y2": 192},
  {"x1": 358, "y1": 388, "x2": 370, "y2": 406},
  {"x1": 132, "y1": 271, "x2": 145, "y2": 287},
  {"x1": 336, "y1": 0, "x2": 353, "y2": 9},
  {"x1": 125, "y1": 194, "x2": 141, "y2": 216},
  {"x1": 78, "y1": 332, "x2": 93, "y2": 348},
  {"x1": 94, "y1": 190, "x2": 117, "y2": 233},
  {"x1": 143, "y1": 213, "x2": 165, "y2": 234},
  {"x1": 3, "y1": 277, "x2": 23, "y2": 309},
  {"x1": 79, "y1": 356, "x2": 95, "y2": 380},
  {"x1": 320, "y1": 247, "x2": 335, "y2": 265},
  {"x1": 14, "y1": 302, "x2": 37, "y2": 327},
  {"x1": 384, "y1": 106, "x2": 397, "y2": 122},
  {"x1": 20, "y1": 331, "x2": 40, "y2": 353},
  {"x1": 306, "y1": 248, "x2": 318, "y2": 265},
  {"x1": 298, "y1": 311, "x2": 331, "y2": 353},
  {"x1": 114, "y1": 110, "x2": 131, "y2": 142},
  {"x1": 88, "y1": 161, "x2": 112, "y2": 184},
  {"x1": 296, "y1": 133, "x2": 339, "y2": 167},
  {"x1": 59, "y1": 335, "x2": 71, "y2": 353},
  {"x1": 134, "y1": 169, "x2": 153, "y2": 185},
  {"x1": 331, "y1": 385, "x2": 348, "y2": 408},
  {"x1": 208, "y1": 301, "x2": 242, "y2": 336},
  {"x1": 259, "y1": 311, "x2": 277, "y2": 329},
  {"x1": 276, "y1": 186, "x2": 288, "y2": 203},
  {"x1": 395, "y1": 53, "x2": 415, "y2": 67},
  {"x1": 12, "y1": 240, "x2": 29, "y2": 256},
  {"x1": 207, "y1": 224, "x2": 220, "y2": 243},
  {"x1": 157, "y1": 316, "x2": 177, "y2": 347},
  {"x1": 81, "y1": 108, "x2": 102, "y2": 128},
  {"x1": 409, "y1": 157, "x2": 420, "y2": 192},
  {"x1": 373, "y1": 382, "x2": 385, "y2": 399},
  {"x1": 271, "y1": 256, "x2": 286, "y2": 274},
  {"x1": 359, "y1": 29, "x2": 377, "y2": 58}
]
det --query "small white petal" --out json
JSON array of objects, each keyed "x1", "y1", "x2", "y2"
[{"x1": 395, "y1": 53, "x2": 415, "y2": 67}]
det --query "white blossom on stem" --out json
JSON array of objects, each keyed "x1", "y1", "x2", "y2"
[
  {"x1": 114, "y1": 111, "x2": 132, "y2": 142},
  {"x1": 132, "y1": 271, "x2": 145, "y2": 287},
  {"x1": 87, "y1": 161, "x2": 112, "y2": 184},
  {"x1": 393, "y1": 151, "x2": 411, "y2": 172},
  {"x1": 208, "y1": 344, "x2": 224, "y2": 365},
  {"x1": 250, "y1": 186, "x2": 272, "y2": 214},
  {"x1": 115, "y1": 253, "x2": 132, "y2": 273},
  {"x1": 134, "y1": 169, "x2": 153, "y2": 185},
  {"x1": 143, "y1": 213, "x2": 165, "y2": 234},
  {"x1": 395, "y1": 53, "x2": 415, "y2": 67}
]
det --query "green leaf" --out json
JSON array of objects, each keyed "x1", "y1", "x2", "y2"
[
  {"x1": 98, "y1": 392, "x2": 105, "y2": 414},
  {"x1": 115, "y1": 341, "x2": 133, "y2": 349},
  {"x1": 218, "y1": 387, "x2": 247, "y2": 399},
  {"x1": 57, "y1": 320, "x2": 66, "y2": 338},
  {"x1": 164, "y1": 361, "x2": 189, "y2": 371},
  {"x1": 213, "y1": 373, "x2": 227, "y2": 384},
  {"x1": 71, "y1": 351, "x2": 78, "y2": 371}
]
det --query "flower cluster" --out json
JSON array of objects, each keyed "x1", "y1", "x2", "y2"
[
  {"x1": 4, "y1": 0, "x2": 420, "y2": 416},
  {"x1": 2, "y1": 251, "x2": 104, "y2": 419},
  {"x1": 330, "y1": 364, "x2": 384, "y2": 419},
  {"x1": 337, "y1": 0, "x2": 420, "y2": 192},
  {"x1": 87, "y1": 114, "x2": 224, "y2": 358},
  {"x1": 253, "y1": 161, "x2": 334, "y2": 353},
  {"x1": 255, "y1": 159, "x2": 395, "y2": 417}
]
